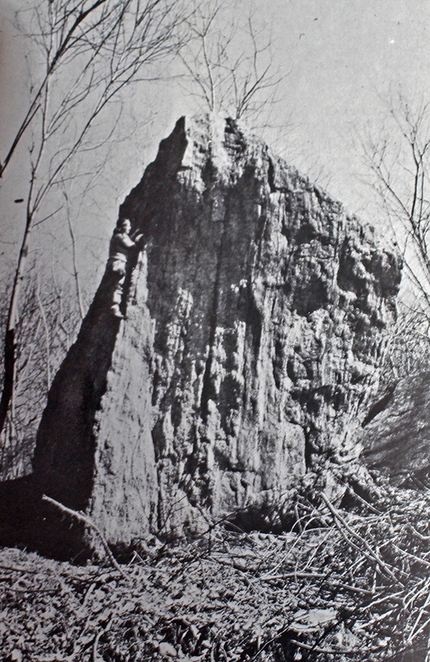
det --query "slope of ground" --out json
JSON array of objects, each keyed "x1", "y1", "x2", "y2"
[{"x1": 2, "y1": 482, "x2": 430, "y2": 662}]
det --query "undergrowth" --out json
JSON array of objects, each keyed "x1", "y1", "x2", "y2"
[{"x1": 2, "y1": 481, "x2": 430, "y2": 661}]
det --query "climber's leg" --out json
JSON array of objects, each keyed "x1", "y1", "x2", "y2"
[{"x1": 109, "y1": 259, "x2": 126, "y2": 318}]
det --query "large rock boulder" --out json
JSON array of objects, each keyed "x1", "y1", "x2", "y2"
[{"x1": 30, "y1": 115, "x2": 401, "y2": 553}]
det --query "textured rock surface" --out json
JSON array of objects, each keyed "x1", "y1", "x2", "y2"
[
  {"x1": 361, "y1": 371, "x2": 430, "y2": 484},
  {"x1": 32, "y1": 115, "x2": 401, "y2": 550},
  {"x1": 89, "y1": 257, "x2": 157, "y2": 545}
]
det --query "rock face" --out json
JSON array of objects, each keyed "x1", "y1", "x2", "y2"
[{"x1": 32, "y1": 115, "x2": 401, "y2": 551}]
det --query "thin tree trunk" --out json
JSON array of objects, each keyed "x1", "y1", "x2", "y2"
[
  {"x1": 0, "y1": 227, "x2": 31, "y2": 435},
  {"x1": 67, "y1": 209, "x2": 85, "y2": 320}
]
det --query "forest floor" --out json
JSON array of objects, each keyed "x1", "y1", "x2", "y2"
[{"x1": 1, "y1": 479, "x2": 430, "y2": 662}]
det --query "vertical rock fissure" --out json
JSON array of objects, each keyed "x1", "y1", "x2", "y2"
[{"x1": 200, "y1": 196, "x2": 228, "y2": 423}]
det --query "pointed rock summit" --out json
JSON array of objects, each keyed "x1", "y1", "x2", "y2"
[{"x1": 30, "y1": 115, "x2": 401, "y2": 555}]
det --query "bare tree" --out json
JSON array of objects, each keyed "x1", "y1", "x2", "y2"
[
  {"x1": 178, "y1": 0, "x2": 284, "y2": 127},
  {"x1": 0, "y1": 0, "x2": 191, "y2": 437},
  {"x1": 362, "y1": 92, "x2": 430, "y2": 382},
  {"x1": 363, "y1": 93, "x2": 430, "y2": 311},
  {"x1": 0, "y1": 258, "x2": 83, "y2": 480},
  {"x1": 379, "y1": 303, "x2": 430, "y2": 384}
]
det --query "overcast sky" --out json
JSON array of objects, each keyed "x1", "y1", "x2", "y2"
[
  {"x1": 1, "y1": 0, "x2": 430, "y2": 277},
  {"x1": 269, "y1": 0, "x2": 430, "y2": 214},
  {"x1": 164, "y1": 0, "x2": 430, "y2": 218}
]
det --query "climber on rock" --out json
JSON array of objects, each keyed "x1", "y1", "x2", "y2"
[{"x1": 108, "y1": 217, "x2": 143, "y2": 318}]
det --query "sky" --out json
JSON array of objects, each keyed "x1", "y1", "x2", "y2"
[
  {"x1": 1, "y1": 0, "x2": 430, "y2": 293},
  {"x1": 163, "y1": 0, "x2": 430, "y2": 216},
  {"x1": 271, "y1": 0, "x2": 430, "y2": 212}
]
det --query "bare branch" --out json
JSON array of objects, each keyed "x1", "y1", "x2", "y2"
[
  {"x1": 179, "y1": 0, "x2": 285, "y2": 125},
  {"x1": 362, "y1": 92, "x2": 430, "y2": 321},
  {"x1": 42, "y1": 494, "x2": 129, "y2": 580},
  {"x1": 0, "y1": 0, "x2": 192, "y2": 442}
]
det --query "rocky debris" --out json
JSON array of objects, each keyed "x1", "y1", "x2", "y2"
[
  {"x1": 1, "y1": 484, "x2": 430, "y2": 661},
  {"x1": 360, "y1": 370, "x2": 430, "y2": 485},
  {"x1": 27, "y1": 114, "x2": 401, "y2": 553}
]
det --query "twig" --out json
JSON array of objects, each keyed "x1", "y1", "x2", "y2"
[
  {"x1": 258, "y1": 572, "x2": 374, "y2": 595},
  {"x1": 249, "y1": 623, "x2": 293, "y2": 660},
  {"x1": 92, "y1": 630, "x2": 102, "y2": 661},
  {"x1": 92, "y1": 617, "x2": 113, "y2": 661},
  {"x1": 406, "y1": 523, "x2": 430, "y2": 542},
  {"x1": 404, "y1": 577, "x2": 430, "y2": 609},
  {"x1": 364, "y1": 590, "x2": 404, "y2": 610},
  {"x1": 0, "y1": 563, "x2": 45, "y2": 574},
  {"x1": 392, "y1": 543, "x2": 430, "y2": 569},
  {"x1": 326, "y1": 579, "x2": 375, "y2": 596},
  {"x1": 290, "y1": 639, "x2": 368, "y2": 655},
  {"x1": 42, "y1": 495, "x2": 129, "y2": 581},
  {"x1": 355, "y1": 608, "x2": 396, "y2": 630},
  {"x1": 208, "y1": 557, "x2": 253, "y2": 584},
  {"x1": 260, "y1": 571, "x2": 327, "y2": 581},
  {"x1": 4, "y1": 587, "x2": 60, "y2": 594},
  {"x1": 321, "y1": 494, "x2": 403, "y2": 587},
  {"x1": 345, "y1": 485, "x2": 382, "y2": 515},
  {"x1": 407, "y1": 615, "x2": 430, "y2": 646},
  {"x1": 83, "y1": 581, "x2": 97, "y2": 605},
  {"x1": 407, "y1": 591, "x2": 430, "y2": 643}
]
